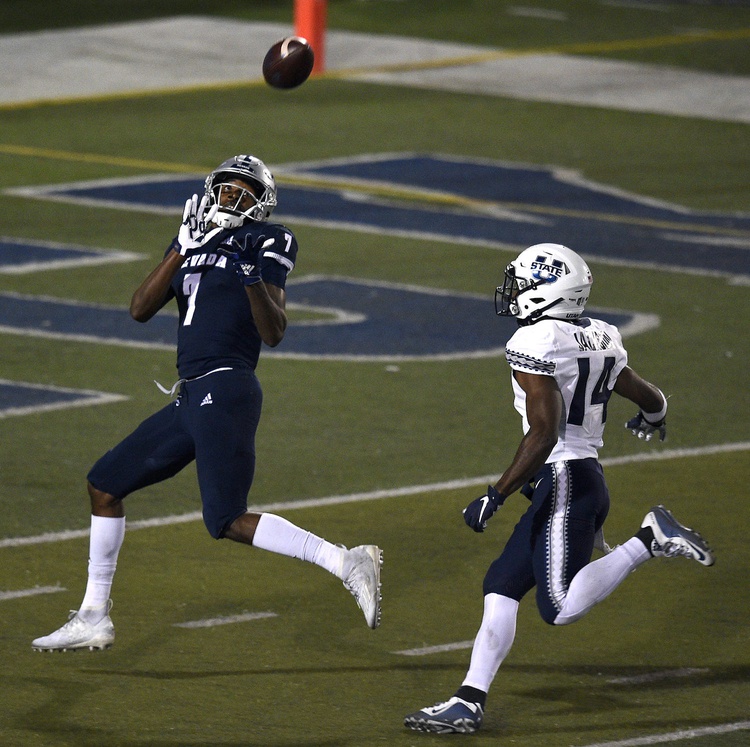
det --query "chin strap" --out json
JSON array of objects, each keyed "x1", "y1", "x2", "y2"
[
  {"x1": 214, "y1": 211, "x2": 245, "y2": 229},
  {"x1": 527, "y1": 296, "x2": 564, "y2": 321}
]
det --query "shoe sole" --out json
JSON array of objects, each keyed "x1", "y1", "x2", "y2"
[
  {"x1": 32, "y1": 641, "x2": 113, "y2": 652},
  {"x1": 364, "y1": 545, "x2": 383, "y2": 629},
  {"x1": 648, "y1": 505, "x2": 715, "y2": 566},
  {"x1": 404, "y1": 716, "x2": 478, "y2": 734}
]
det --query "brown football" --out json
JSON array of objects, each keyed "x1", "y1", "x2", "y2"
[{"x1": 262, "y1": 36, "x2": 315, "y2": 90}]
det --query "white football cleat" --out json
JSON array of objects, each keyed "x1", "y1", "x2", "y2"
[
  {"x1": 32, "y1": 601, "x2": 114, "y2": 652},
  {"x1": 342, "y1": 545, "x2": 382, "y2": 629},
  {"x1": 642, "y1": 505, "x2": 715, "y2": 566}
]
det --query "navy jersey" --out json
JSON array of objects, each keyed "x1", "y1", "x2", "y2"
[{"x1": 165, "y1": 222, "x2": 298, "y2": 378}]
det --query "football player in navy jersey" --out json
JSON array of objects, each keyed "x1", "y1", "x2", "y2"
[
  {"x1": 32, "y1": 155, "x2": 382, "y2": 652},
  {"x1": 405, "y1": 243, "x2": 714, "y2": 735}
]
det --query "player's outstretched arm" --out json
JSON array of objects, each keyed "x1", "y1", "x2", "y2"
[
  {"x1": 131, "y1": 195, "x2": 220, "y2": 323},
  {"x1": 130, "y1": 250, "x2": 183, "y2": 323},
  {"x1": 614, "y1": 366, "x2": 668, "y2": 441}
]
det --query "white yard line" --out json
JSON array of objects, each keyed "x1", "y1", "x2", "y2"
[
  {"x1": 392, "y1": 640, "x2": 474, "y2": 656},
  {"x1": 0, "y1": 584, "x2": 66, "y2": 601},
  {"x1": 1, "y1": 441, "x2": 747, "y2": 550},
  {"x1": 172, "y1": 611, "x2": 278, "y2": 629},
  {"x1": 579, "y1": 720, "x2": 750, "y2": 747},
  {"x1": 606, "y1": 668, "x2": 709, "y2": 685}
]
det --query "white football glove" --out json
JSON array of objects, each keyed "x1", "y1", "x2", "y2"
[
  {"x1": 176, "y1": 194, "x2": 221, "y2": 255},
  {"x1": 625, "y1": 411, "x2": 666, "y2": 442}
]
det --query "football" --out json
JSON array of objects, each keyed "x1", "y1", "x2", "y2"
[{"x1": 262, "y1": 36, "x2": 315, "y2": 90}]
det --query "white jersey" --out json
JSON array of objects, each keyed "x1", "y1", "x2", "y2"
[{"x1": 505, "y1": 317, "x2": 628, "y2": 462}]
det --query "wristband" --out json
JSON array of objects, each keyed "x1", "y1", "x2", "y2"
[
  {"x1": 488, "y1": 485, "x2": 507, "y2": 506},
  {"x1": 642, "y1": 390, "x2": 667, "y2": 424}
]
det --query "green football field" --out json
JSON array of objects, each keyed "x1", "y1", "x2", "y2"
[{"x1": 0, "y1": 2, "x2": 748, "y2": 745}]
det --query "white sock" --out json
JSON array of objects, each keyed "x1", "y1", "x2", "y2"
[
  {"x1": 462, "y1": 593, "x2": 519, "y2": 693},
  {"x1": 554, "y1": 536, "x2": 651, "y2": 625},
  {"x1": 79, "y1": 515, "x2": 126, "y2": 623},
  {"x1": 251, "y1": 513, "x2": 346, "y2": 579}
]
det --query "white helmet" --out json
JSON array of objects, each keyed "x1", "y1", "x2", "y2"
[
  {"x1": 204, "y1": 154, "x2": 277, "y2": 228},
  {"x1": 495, "y1": 243, "x2": 592, "y2": 323}
]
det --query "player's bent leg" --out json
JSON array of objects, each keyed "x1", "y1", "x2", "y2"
[
  {"x1": 88, "y1": 482, "x2": 125, "y2": 518},
  {"x1": 532, "y1": 459, "x2": 611, "y2": 624},
  {"x1": 552, "y1": 537, "x2": 650, "y2": 625},
  {"x1": 553, "y1": 505, "x2": 714, "y2": 625},
  {"x1": 222, "y1": 511, "x2": 261, "y2": 544},
  {"x1": 235, "y1": 512, "x2": 383, "y2": 629}
]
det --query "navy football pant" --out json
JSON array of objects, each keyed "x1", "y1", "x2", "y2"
[
  {"x1": 88, "y1": 368, "x2": 262, "y2": 539},
  {"x1": 482, "y1": 458, "x2": 610, "y2": 624}
]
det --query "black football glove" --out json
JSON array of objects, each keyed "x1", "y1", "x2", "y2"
[
  {"x1": 463, "y1": 485, "x2": 507, "y2": 533},
  {"x1": 231, "y1": 234, "x2": 270, "y2": 286},
  {"x1": 232, "y1": 254, "x2": 263, "y2": 286},
  {"x1": 230, "y1": 238, "x2": 263, "y2": 286},
  {"x1": 625, "y1": 411, "x2": 666, "y2": 442}
]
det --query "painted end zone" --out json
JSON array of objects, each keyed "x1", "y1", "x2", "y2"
[
  {"x1": 0, "y1": 379, "x2": 127, "y2": 418},
  {"x1": 7, "y1": 154, "x2": 749, "y2": 278}
]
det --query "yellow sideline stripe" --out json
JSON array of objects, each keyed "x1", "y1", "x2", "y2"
[
  {"x1": 0, "y1": 78, "x2": 268, "y2": 111},
  {"x1": 332, "y1": 27, "x2": 750, "y2": 77},
  {"x1": 0, "y1": 143, "x2": 205, "y2": 173},
  {"x1": 1, "y1": 142, "x2": 749, "y2": 239},
  {"x1": 0, "y1": 27, "x2": 746, "y2": 111}
]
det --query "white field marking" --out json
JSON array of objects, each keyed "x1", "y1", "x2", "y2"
[
  {"x1": 601, "y1": 0, "x2": 671, "y2": 10},
  {"x1": 0, "y1": 378, "x2": 128, "y2": 419},
  {"x1": 659, "y1": 231, "x2": 750, "y2": 250},
  {"x1": 0, "y1": 235, "x2": 141, "y2": 274},
  {"x1": 578, "y1": 720, "x2": 750, "y2": 747},
  {"x1": 285, "y1": 302, "x2": 366, "y2": 326},
  {"x1": 173, "y1": 611, "x2": 278, "y2": 629},
  {"x1": 392, "y1": 640, "x2": 474, "y2": 656},
  {"x1": 0, "y1": 584, "x2": 66, "y2": 601},
  {"x1": 607, "y1": 668, "x2": 709, "y2": 685},
  {"x1": 507, "y1": 6, "x2": 567, "y2": 21},
  {"x1": 1, "y1": 441, "x2": 748, "y2": 551}
]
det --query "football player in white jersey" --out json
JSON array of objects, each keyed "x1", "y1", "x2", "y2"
[{"x1": 405, "y1": 243, "x2": 714, "y2": 735}]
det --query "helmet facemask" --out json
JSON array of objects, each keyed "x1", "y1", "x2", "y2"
[
  {"x1": 495, "y1": 263, "x2": 540, "y2": 318},
  {"x1": 204, "y1": 155, "x2": 278, "y2": 228},
  {"x1": 209, "y1": 178, "x2": 273, "y2": 228}
]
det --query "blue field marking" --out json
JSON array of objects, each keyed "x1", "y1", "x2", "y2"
[
  {"x1": 0, "y1": 291, "x2": 177, "y2": 348},
  {"x1": 280, "y1": 276, "x2": 650, "y2": 360},
  {"x1": 0, "y1": 236, "x2": 140, "y2": 273},
  {"x1": 0, "y1": 281, "x2": 652, "y2": 361},
  {"x1": 8, "y1": 154, "x2": 749, "y2": 278},
  {"x1": 0, "y1": 378, "x2": 127, "y2": 418}
]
